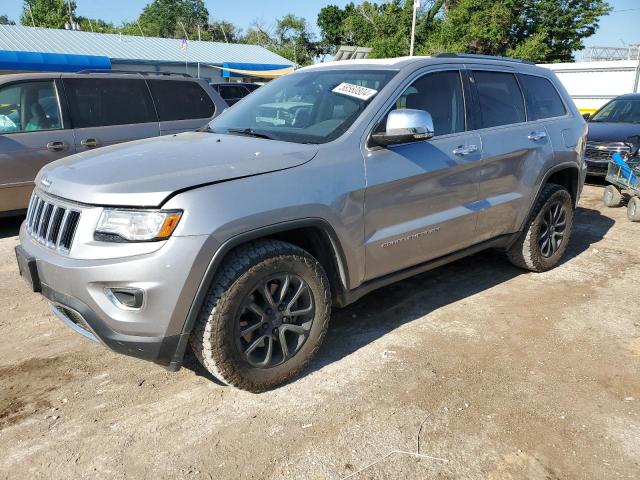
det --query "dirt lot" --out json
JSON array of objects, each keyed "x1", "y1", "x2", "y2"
[{"x1": 0, "y1": 184, "x2": 639, "y2": 480}]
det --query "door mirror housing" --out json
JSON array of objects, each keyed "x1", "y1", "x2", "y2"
[
  {"x1": 582, "y1": 112, "x2": 591, "y2": 121},
  {"x1": 371, "y1": 109, "x2": 435, "y2": 147}
]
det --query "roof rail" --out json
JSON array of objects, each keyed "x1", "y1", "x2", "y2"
[
  {"x1": 433, "y1": 53, "x2": 535, "y2": 65},
  {"x1": 76, "y1": 69, "x2": 192, "y2": 77}
]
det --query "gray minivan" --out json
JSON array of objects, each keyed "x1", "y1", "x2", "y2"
[{"x1": 0, "y1": 71, "x2": 227, "y2": 216}]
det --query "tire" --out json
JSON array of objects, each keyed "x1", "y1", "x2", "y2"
[
  {"x1": 189, "y1": 239, "x2": 331, "y2": 392},
  {"x1": 603, "y1": 184, "x2": 623, "y2": 207},
  {"x1": 507, "y1": 183, "x2": 574, "y2": 272},
  {"x1": 627, "y1": 196, "x2": 640, "y2": 222}
]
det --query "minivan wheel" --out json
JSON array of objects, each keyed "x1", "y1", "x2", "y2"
[
  {"x1": 190, "y1": 239, "x2": 331, "y2": 392},
  {"x1": 507, "y1": 183, "x2": 573, "y2": 272},
  {"x1": 603, "y1": 185, "x2": 623, "y2": 208}
]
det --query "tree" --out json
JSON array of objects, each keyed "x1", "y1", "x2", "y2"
[
  {"x1": 317, "y1": 0, "x2": 610, "y2": 63},
  {"x1": 0, "y1": 14, "x2": 16, "y2": 25},
  {"x1": 273, "y1": 14, "x2": 318, "y2": 66},
  {"x1": 207, "y1": 20, "x2": 241, "y2": 43},
  {"x1": 136, "y1": 0, "x2": 209, "y2": 39},
  {"x1": 425, "y1": 0, "x2": 611, "y2": 62},
  {"x1": 20, "y1": 0, "x2": 76, "y2": 29}
]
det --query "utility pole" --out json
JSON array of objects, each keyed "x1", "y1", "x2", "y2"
[
  {"x1": 410, "y1": 0, "x2": 419, "y2": 56},
  {"x1": 633, "y1": 44, "x2": 640, "y2": 93}
]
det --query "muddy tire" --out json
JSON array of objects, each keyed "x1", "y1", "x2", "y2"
[
  {"x1": 627, "y1": 196, "x2": 640, "y2": 222},
  {"x1": 507, "y1": 183, "x2": 573, "y2": 272},
  {"x1": 603, "y1": 185, "x2": 623, "y2": 208},
  {"x1": 189, "y1": 239, "x2": 331, "y2": 392}
]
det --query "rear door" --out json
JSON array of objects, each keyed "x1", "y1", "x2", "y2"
[
  {"x1": 0, "y1": 78, "x2": 75, "y2": 212},
  {"x1": 469, "y1": 68, "x2": 554, "y2": 240},
  {"x1": 363, "y1": 68, "x2": 482, "y2": 281},
  {"x1": 62, "y1": 76, "x2": 159, "y2": 153},
  {"x1": 146, "y1": 79, "x2": 222, "y2": 135}
]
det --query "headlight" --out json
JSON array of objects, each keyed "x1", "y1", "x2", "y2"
[{"x1": 95, "y1": 209, "x2": 182, "y2": 242}]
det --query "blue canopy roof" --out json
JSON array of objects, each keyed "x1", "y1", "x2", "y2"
[
  {"x1": 0, "y1": 50, "x2": 111, "y2": 72},
  {"x1": 222, "y1": 62, "x2": 292, "y2": 78}
]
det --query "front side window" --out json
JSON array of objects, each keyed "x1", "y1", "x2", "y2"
[
  {"x1": 590, "y1": 98, "x2": 640, "y2": 124},
  {"x1": 393, "y1": 70, "x2": 466, "y2": 136},
  {"x1": 473, "y1": 71, "x2": 526, "y2": 128},
  {"x1": 519, "y1": 74, "x2": 566, "y2": 120},
  {"x1": 148, "y1": 80, "x2": 216, "y2": 121},
  {"x1": 0, "y1": 81, "x2": 62, "y2": 134},
  {"x1": 207, "y1": 69, "x2": 397, "y2": 144},
  {"x1": 64, "y1": 78, "x2": 156, "y2": 128}
]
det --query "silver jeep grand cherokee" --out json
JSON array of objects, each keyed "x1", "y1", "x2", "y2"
[{"x1": 16, "y1": 54, "x2": 587, "y2": 392}]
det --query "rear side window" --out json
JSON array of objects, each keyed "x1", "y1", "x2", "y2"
[
  {"x1": 473, "y1": 71, "x2": 525, "y2": 128},
  {"x1": 64, "y1": 78, "x2": 156, "y2": 128},
  {"x1": 0, "y1": 80, "x2": 62, "y2": 133},
  {"x1": 519, "y1": 74, "x2": 566, "y2": 120},
  {"x1": 147, "y1": 80, "x2": 215, "y2": 121},
  {"x1": 221, "y1": 85, "x2": 248, "y2": 100}
]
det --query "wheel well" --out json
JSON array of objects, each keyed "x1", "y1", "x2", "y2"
[
  {"x1": 266, "y1": 227, "x2": 347, "y2": 302},
  {"x1": 546, "y1": 167, "x2": 579, "y2": 207}
]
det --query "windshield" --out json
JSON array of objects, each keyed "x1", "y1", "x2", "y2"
[
  {"x1": 207, "y1": 69, "x2": 397, "y2": 144},
  {"x1": 590, "y1": 98, "x2": 640, "y2": 123}
]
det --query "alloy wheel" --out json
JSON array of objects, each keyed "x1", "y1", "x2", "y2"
[
  {"x1": 236, "y1": 274, "x2": 315, "y2": 368},
  {"x1": 538, "y1": 201, "x2": 567, "y2": 258}
]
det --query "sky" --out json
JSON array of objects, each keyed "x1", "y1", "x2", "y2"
[{"x1": 2, "y1": 0, "x2": 640, "y2": 57}]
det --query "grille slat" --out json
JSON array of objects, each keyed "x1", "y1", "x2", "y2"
[
  {"x1": 585, "y1": 142, "x2": 631, "y2": 162},
  {"x1": 26, "y1": 193, "x2": 81, "y2": 254}
]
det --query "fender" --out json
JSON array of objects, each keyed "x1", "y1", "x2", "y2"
[{"x1": 166, "y1": 217, "x2": 351, "y2": 371}]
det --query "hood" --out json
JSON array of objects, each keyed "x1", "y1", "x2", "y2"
[
  {"x1": 38, "y1": 132, "x2": 318, "y2": 207},
  {"x1": 587, "y1": 122, "x2": 640, "y2": 144}
]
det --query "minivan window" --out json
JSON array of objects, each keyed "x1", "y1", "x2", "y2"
[
  {"x1": 0, "y1": 81, "x2": 62, "y2": 133},
  {"x1": 148, "y1": 80, "x2": 216, "y2": 121},
  {"x1": 519, "y1": 74, "x2": 566, "y2": 120},
  {"x1": 394, "y1": 70, "x2": 465, "y2": 136},
  {"x1": 473, "y1": 71, "x2": 525, "y2": 128},
  {"x1": 208, "y1": 69, "x2": 397, "y2": 144},
  {"x1": 64, "y1": 78, "x2": 156, "y2": 128}
]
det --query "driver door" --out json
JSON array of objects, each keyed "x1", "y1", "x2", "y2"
[{"x1": 362, "y1": 69, "x2": 483, "y2": 281}]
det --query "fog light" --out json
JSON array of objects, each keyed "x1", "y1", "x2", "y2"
[{"x1": 105, "y1": 288, "x2": 145, "y2": 310}]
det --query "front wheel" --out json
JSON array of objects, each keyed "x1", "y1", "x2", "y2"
[
  {"x1": 603, "y1": 185, "x2": 623, "y2": 208},
  {"x1": 190, "y1": 239, "x2": 331, "y2": 392},
  {"x1": 507, "y1": 183, "x2": 574, "y2": 272}
]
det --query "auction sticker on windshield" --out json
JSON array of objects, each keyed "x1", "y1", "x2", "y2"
[{"x1": 332, "y1": 83, "x2": 378, "y2": 101}]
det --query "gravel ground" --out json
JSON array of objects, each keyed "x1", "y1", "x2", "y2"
[{"x1": 0, "y1": 184, "x2": 639, "y2": 480}]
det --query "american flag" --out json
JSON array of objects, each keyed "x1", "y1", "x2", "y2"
[{"x1": 180, "y1": 38, "x2": 188, "y2": 51}]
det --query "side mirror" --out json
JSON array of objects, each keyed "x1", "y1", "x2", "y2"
[
  {"x1": 582, "y1": 112, "x2": 591, "y2": 121},
  {"x1": 371, "y1": 109, "x2": 435, "y2": 147}
]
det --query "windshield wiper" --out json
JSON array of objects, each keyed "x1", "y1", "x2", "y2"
[
  {"x1": 226, "y1": 128, "x2": 277, "y2": 140},
  {"x1": 197, "y1": 124, "x2": 215, "y2": 133}
]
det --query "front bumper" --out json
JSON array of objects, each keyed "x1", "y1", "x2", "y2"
[{"x1": 18, "y1": 224, "x2": 214, "y2": 368}]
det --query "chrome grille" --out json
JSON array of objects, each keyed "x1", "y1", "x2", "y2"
[
  {"x1": 26, "y1": 192, "x2": 81, "y2": 253},
  {"x1": 585, "y1": 142, "x2": 631, "y2": 162}
]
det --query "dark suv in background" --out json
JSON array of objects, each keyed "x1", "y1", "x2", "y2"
[
  {"x1": 210, "y1": 82, "x2": 261, "y2": 106},
  {"x1": 0, "y1": 72, "x2": 227, "y2": 216},
  {"x1": 584, "y1": 93, "x2": 640, "y2": 176}
]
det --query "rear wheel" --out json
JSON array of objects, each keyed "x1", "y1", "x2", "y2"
[
  {"x1": 603, "y1": 185, "x2": 623, "y2": 207},
  {"x1": 507, "y1": 183, "x2": 573, "y2": 272},
  {"x1": 190, "y1": 239, "x2": 331, "y2": 392},
  {"x1": 627, "y1": 196, "x2": 640, "y2": 222}
]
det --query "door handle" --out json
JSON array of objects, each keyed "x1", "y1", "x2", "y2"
[
  {"x1": 453, "y1": 145, "x2": 479, "y2": 156},
  {"x1": 80, "y1": 138, "x2": 100, "y2": 148},
  {"x1": 527, "y1": 131, "x2": 547, "y2": 141},
  {"x1": 46, "y1": 141, "x2": 67, "y2": 152}
]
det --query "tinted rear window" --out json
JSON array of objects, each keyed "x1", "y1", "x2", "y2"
[
  {"x1": 473, "y1": 71, "x2": 526, "y2": 128},
  {"x1": 220, "y1": 85, "x2": 248, "y2": 100},
  {"x1": 519, "y1": 74, "x2": 566, "y2": 120},
  {"x1": 147, "y1": 80, "x2": 216, "y2": 121},
  {"x1": 64, "y1": 78, "x2": 156, "y2": 128}
]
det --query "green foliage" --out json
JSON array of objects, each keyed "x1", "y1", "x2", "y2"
[
  {"x1": 0, "y1": 14, "x2": 16, "y2": 25},
  {"x1": 20, "y1": 0, "x2": 76, "y2": 29},
  {"x1": 207, "y1": 21, "x2": 241, "y2": 43},
  {"x1": 318, "y1": 0, "x2": 610, "y2": 63},
  {"x1": 136, "y1": 0, "x2": 208, "y2": 39}
]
